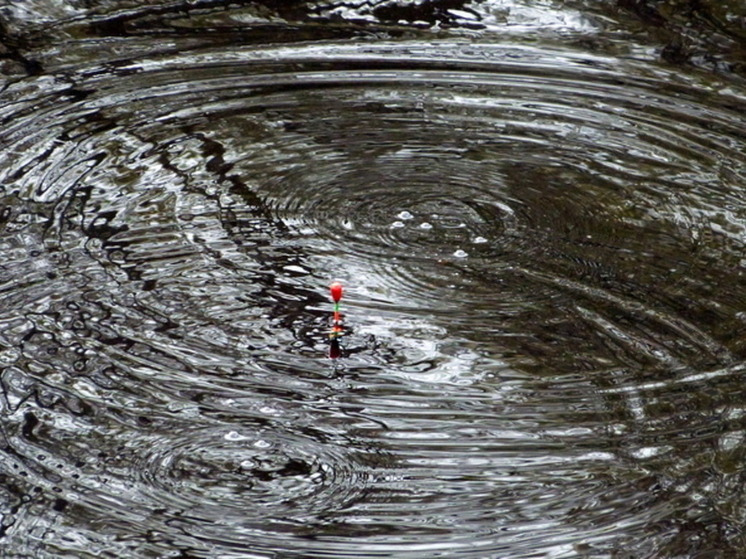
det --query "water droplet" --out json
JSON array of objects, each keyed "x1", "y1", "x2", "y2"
[
  {"x1": 453, "y1": 249, "x2": 468, "y2": 258},
  {"x1": 397, "y1": 210, "x2": 414, "y2": 220},
  {"x1": 419, "y1": 222, "x2": 433, "y2": 230},
  {"x1": 473, "y1": 236, "x2": 488, "y2": 244},
  {"x1": 390, "y1": 221, "x2": 405, "y2": 229}
]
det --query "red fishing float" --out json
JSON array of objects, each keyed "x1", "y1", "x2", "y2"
[
  {"x1": 330, "y1": 282, "x2": 343, "y2": 303},
  {"x1": 330, "y1": 282, "x2": 343, "y2": 324},
  {"x1": 329, "y1": 282, "x2": 344, "y2": 358}
]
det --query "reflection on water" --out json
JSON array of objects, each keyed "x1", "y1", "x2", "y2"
[{"x1": 1, "y1": 1, "x2": 746, "y2": 557}]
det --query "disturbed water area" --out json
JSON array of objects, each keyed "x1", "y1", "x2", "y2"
[{"x1": 0, "y1": 1, "x2": 746, "y2": 557}]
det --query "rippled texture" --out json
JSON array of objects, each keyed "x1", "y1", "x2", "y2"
[{"x1": 1, "y1": 1, "x2": 746, "y2": 558}]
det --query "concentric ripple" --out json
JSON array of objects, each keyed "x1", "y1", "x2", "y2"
[
  {"x1": 1, "y1": 3, "x2": 746, "y2": 557},
  {"x1": 134, "y1": 422, "x2": 363, "y2": 517}
]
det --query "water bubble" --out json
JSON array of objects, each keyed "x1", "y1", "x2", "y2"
[
  {"x1": 397, "y1": 211, "x2": 414, "y2": 220},
  {"x1": 453, "y1": 249, "x2": 468, "y2": 258}
]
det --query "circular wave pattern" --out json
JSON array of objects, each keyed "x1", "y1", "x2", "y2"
[
  {"x1": 1, "y1": 34, "x2": 746, "y2": 558},
  {"x1": 135, "y1": 423, "x2": 363, "y2": 517}
]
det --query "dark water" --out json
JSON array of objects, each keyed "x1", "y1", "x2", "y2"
[{"x1": 1, "y1": 1, "x2": 746, "y2": 557}]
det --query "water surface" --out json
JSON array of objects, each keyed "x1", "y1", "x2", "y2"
[{"x1": 1, "y1": 1, "x2": 746, "y2": 557}]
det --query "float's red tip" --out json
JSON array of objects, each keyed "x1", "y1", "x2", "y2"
[{"x1": 330, "y1": 282, "x2": 343, "y2": 303}]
